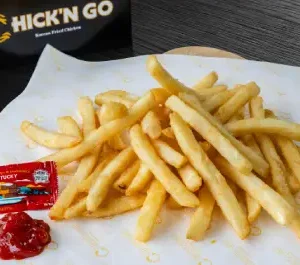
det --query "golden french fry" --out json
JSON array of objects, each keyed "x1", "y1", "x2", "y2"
[
  {"x1": 287, "y1": 171, "x2": 300, "y2": 194},
  {"x1": 152, "y1": 139, "x2": 187, "y2": 168},
  {"x1": 214, "y1": 83, "x2": 260, "y2": 124},
  {"x1": 166, "y1": 95, "x2": 253, "y2": 174},
  {"x1": 95, "y1": 91, "x2": 137, "y2": 108},
  {"x1": 214, "y1": 156, "x2": 297, "y2": 226},
  {"x1": 166, "y1": 196, "x2": 183, "y2": 210},
  {"x1": 130, "y1": 124, "x2": 199, "y2": 207},
  {"x1": 57, "y1": 116, "x2": 82, "y2": 138},
  {"x1": 150, "y1": 88, "x2": 172, "y2": 104},
  {"x1": 161, "y1": 127, "x2": 175, "y2": 139},
  {"x1": 245, "y1": 193, "x2": 261, "y2": 223},
  {"x1": 135, "y1": 180, "x2": 167, "y2": 242},
  {"x1": 240, "y1": 134, "x2": 264, "y2": 158},
  {"x1": 78, "y1": 97, "x2": 97, "y2": 136},
  {"x1": 126, "y1": 164, "x2": 153, "y2": 196},
  {"x1": 78, "y1": 152, "x2": 117, "y2": 192},
  {"x1": 141, "y1": 111, "x2": 162, "y2": 139},
  {"x1": 86, "y1": 147, "x2": 137, "y2": 212},
  {"x1": 39, "y1": 92, "x2": 156, "y2": 167},
  {"x1": 84, "y1": 195, "x2": 146, "y2": 218},
  {"x1": 186, "y1": 185, "x2": 215, "y2": 241},
  {"x1": 194, "y1": 85, "x2": 227, "y2": 100},
  {"x1": 192, "y1": 72, "x2": 218, "y2": 90},
  {"x1": 177, "y1": 92, "x2": 269, "y2": 177},
  {"x1": 170, "y1": 112, "x2": 250, "y2": 239},
  {"x1": 249, "y1": 96, "x2": 264, "y2": 119},
  {"x1": 21, "y1": 121, "x2": 81, "y2": 149},
  {"x1": 97, "y1": 102, "x2": 128, "y2": 125},
  {"x1": 226, "y1": 118, "x2": 300, "y2": 141},
  {"x1": 114, "y1": 160, "x2": 141, "y2": 193},
  {"x1": 202, "y1": 90, "x2": 235, "y2": 113},
  {"x1": 64, "y1": 197, "x2": 87, "y2": 219},
  {"x1": 266, "y1": 110, "x2": 300, "y2": 185},
  {"x1": 178, "y1": 164, "x2": 202, "y2": 192},
  {"x1": 199, "y1": 141, "x2": 218, "y2": 159}
]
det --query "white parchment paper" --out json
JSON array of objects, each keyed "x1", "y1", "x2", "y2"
[{"x1": 1, "y1": 45, "x2": 300, "y2": 265}]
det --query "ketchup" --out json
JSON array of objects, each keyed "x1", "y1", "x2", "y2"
[{"x1": 0, "y1": 212, "x2": 51, "y2": 260}]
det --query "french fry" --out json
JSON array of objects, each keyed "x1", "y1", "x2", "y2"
[
  {"x1": 150, "y1": 88, "x2": 172, "y2": 104},
  {"x1": 192, "y1": 72, "x2": 218, "y2": 91},
  {"x1": 152, "y1": 139, "x2": 187, "y2": 168},
  {"x1": 57, "y1": 116, "x2": 82, "y2": 138},
  {"x1": 178, "y1": 92, "x2": 269, "y2": 177},
  {"x1": 78, "y1": 97, "x2": 97, "y2": 136},
  {"x1": 226, "y1": 118, "x2": 300, "y2": 141},
  {"x1": 95, "y1": 91, "x2": 137, "y2": 108},
  {"x1": 161, "y1": 127, "x2": 175, "y2": 139},
  {"x1": 199, "y1": 141, "x2": 218, "y2": 159},
  {"x1": 114, "y1": 160, "x2": 140, "y2": 193},
  {"x1": 214, "y1": 156, "x2": 297, "y2": 226},
  {"x1": 249, "y1": 96, "x2": 264, "y2": 119},
  {"x1": 166, "y1": 95, "x2": 253, "y2": 174},
  {"x1": 214, "y1": 82, "x2": 260, "y2": 124},
  {"x1": 130, "y1": 124, "x2": 199, "y2": 207},
  {"x1": 141, "y1": 111, "x2": 162, "y2": 139},
  {"x1": 178, "y1": 164, "x2": 202, "y2": 192},
  {"x1": 64, "y1": 197, "x2": 87, "y2": 219},
  {"x1": 266, "y1": 110, "x2": 300, "y2": 185},
  {"x1": 39, "y1": 92, "x2": 156, "y2": 167},
  {"x1": 97, "y1": 102, "x2": 128, "y2": 125},
  {"x1": 194, "y1": 85, "x2": 227, "y2": 100},
  {"x1": 126, "y1": 164, "x2": 153, "y2": 196},
  {"x1": 84, "y1": 195, "x2": 146, "y2": 218},
  {"x1": 21, "y1": 121, "x2": 81, "y2": 149},
  {"x1": 135, "y1": 180, "x2": 167, "y2": 242},
  {"x1": 202, "y1": 90, "x2": 235, "y2": 113},
  {"x1": 78, "y1": 152, "x2": 117, "y2": 192},
  {"x1": 86, "y1": 147, "x2": 137, "y2": 211},
  {"x1": 287, "y1": 171, "x2": 300, "y2": 194},
  {"x1": 170, "y1": 112, "x2": 250, "y2": 239},
  {"x1": 240, "y1": 134, "x2": 264, "y2": 158},
  {"x1": 166, "y1": 196, "x2": 183, "y2": 210},
  {"x1": 245, "y1": 193, "x2": 261, "y2": 223},
  {"x1": 186, "y1": 185, "x2": 215, "y2": 241}
]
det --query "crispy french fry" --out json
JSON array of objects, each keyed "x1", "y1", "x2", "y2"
[
  {"x1": 166, "y1": 196, "x2": 183, "y2": 210},
  {"x1": 84, "y1": 195, "x2": 146, "y2": 218},
  {"x1": 95, "y1": 91, "x2": 137, "y2": 108},
  {"x1": 21, "y1": 121, "x2": 81, "y2": 149},
  {"x1": 130, "y1": 124, "x2": 199, "y2": 207},
  {"x1": 214, "y1": 156, "x2": 297, "y2": 226},
  {"x1": 287, "y1": 171, "x2": 300, "y2": 194},
  {"x1": 194, "y1": 85, "x2": 227, "y2": 100},
  {"x1": 266, "y1": 110, "x2": 300, "y2": 185},
  {"x1": 202, "y1": 90, "x2": 235, "y2": 113},
  {"x1": 249, "y1": 96, "x2": 264, "y2": 119},
  {"x1": 161, "y1": 127, "x2": 175, "y2": 139},
  {"x1": 166, "y1": 95, "x2": 253, "y2": 174},
  {"x1": 114, "y1": 160, "x2": 140, "y2": 193},
  {"x1": 178, "y1": 92, "x2": 269, "y2": 178},
  {"x1": 135, "y1": 180, "x2": 167, "y2": 242},
  {"x1": 64, "y1": 197, "x2": 87, "y2": 219},
  {"x1": 152, "y1": 139, "x2": 187, "y2": 168},
  {"x1": 86, "y1": 147, "x2": 137, "y2": 211},
  {"x1": 78, "y1": 152, "x2": 117, "y2": 192},
  {"x1": 245, "y1": 193, "x2": 261, "y2": 223},
  {"x1": 78, "y1": 97, "x2": 97, "y2": 136},
  {"x1": 39, "y1": 92, "x2": 156, "y2": 167},
  {"x1": 141, "y1": 111, "x2": 162, "y2": 139},
  {"x1": 57, "y1": 116, "x2": 82, "y2": 138},
  {"x1": 97, "y1": 102, "x2": 128, "y2": 125},
  {"x1": 150, "y1": 88, "x2": 172, "y2": 104},
  {"x1": 186, "y1": 185, "x2": 215, "y2": 241},
  {"x1": 126, "y1": 164, "x2": 153, "y2": 196},
  {"x1": 199, "y1": 141, "x2": 218, "y2": 159},
  {"x1": 192, "y1": 72, "x2": 218, "y2": 91},
  {"x1": 178, "y1": 163, "x2": 202, "y2": 192},
  {"x1": 226, "y1": 118, "x2": 300, "y2": 141},
  {"x1": 240, "y1": 134, "x2": 264, "y2": 158},
  {"x1": 170, "y1": 112, "x2": 250, "y2": 239},
  {"x1": 214, "y1": 83, "x2": 260, "y2": 124}
]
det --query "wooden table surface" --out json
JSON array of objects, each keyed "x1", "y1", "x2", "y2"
[{"x1": 132, "y1": 0, "x2": 300, "y2": 66}]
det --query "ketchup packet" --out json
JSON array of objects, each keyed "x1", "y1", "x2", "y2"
[{"x1": 0, "y1": 161, "x2": 58, "y2": 214}]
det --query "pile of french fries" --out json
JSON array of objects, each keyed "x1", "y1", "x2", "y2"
[{"x1": 20, "y1": 55, "x2": 300, "y2": 242}]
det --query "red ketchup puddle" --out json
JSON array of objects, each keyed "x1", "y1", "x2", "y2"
[{"x1": 0, "y1": 212, "x2": 51, "y2": 260}]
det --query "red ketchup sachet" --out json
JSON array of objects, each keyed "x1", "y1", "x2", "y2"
[{"x1": 0, "y1": 161, "x2": 58, "y2": 214}]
